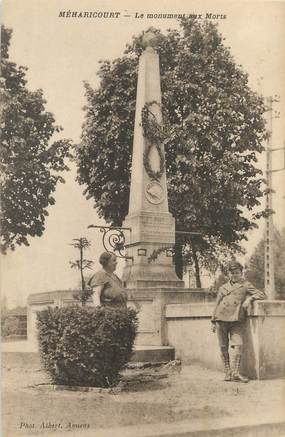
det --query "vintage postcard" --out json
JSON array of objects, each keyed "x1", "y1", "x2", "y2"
[{"x1": 1, "y1": 0, "x2": 285, "y2": 436}]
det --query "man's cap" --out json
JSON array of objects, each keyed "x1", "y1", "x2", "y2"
[{"x1": 228, "y1": 261, "x2": 243, "y2": 272}]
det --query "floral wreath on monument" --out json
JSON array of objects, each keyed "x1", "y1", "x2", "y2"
[{"x1": 141, "y1": 101, "x2": 165, "y2": 180}]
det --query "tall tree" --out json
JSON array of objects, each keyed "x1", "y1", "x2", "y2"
[
  {"x1": 0, "y1": 26, "x2": 72, "y2": 253},
  {"x1": 75, "y1": 19, "x2": 269, "y2": 281},
  {"x1": 246, "y1": 227, "x2": 285, "y2": 299}
]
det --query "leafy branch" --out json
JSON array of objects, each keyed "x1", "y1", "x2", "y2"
[{"x1": 148, "y1": 246, "x2": 173, "y2": 263}]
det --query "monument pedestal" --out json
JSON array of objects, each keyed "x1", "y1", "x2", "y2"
[
  {"x1": 122, "y1": 211, "x2": 183, "y2": 288},
  {"x1": 127, "y1": 287, "x2": 214, "y2": 346},
  {"x1": 131, "y1": 345, "x2": 175, "y2": 363}
]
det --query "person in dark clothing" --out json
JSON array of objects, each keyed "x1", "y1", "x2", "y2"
[{"x1": 88, "y1": 252, "x2": 127, "y2": 309}]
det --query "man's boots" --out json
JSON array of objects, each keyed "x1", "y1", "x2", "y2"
[
  {"x1": 231, "y1": 345, "x2": 249, "y2": 383},
  {"x1": 221, "y1": 347, "x2": 232, "y2": 381}
]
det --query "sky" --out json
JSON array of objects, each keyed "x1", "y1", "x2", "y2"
[{"x1": 1, "y1": 0, "x2": 285, "y2": 307}]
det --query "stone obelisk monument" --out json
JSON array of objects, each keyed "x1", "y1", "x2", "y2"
[{"x1": 122, "y1": 31, "x2": 183, "y2": 289}]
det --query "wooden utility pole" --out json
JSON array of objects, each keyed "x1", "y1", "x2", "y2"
[
  {"x1": 265, "y1": 97, "x2": 275, "y2": 299},
  {"x1": 264, "y1": 96, "x2": 284, "y2": 299}
]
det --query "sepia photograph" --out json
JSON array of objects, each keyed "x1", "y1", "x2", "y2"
[{"x1": 1, "y1": 1, "x2": 285, "y2": 436}]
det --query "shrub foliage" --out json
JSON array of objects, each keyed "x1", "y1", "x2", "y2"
[{"x1": 37, "y1": 305, "x2": 138, "y2": 387}]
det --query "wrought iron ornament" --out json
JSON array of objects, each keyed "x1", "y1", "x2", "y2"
[{"x1": 88, "y1": 225, "x2": 133, "y2": 260}]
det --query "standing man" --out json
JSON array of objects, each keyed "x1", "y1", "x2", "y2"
[{"x1": 211, "y1": 261, "x2": 266, "y2": 382}]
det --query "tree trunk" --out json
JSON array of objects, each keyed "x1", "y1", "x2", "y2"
[
  {"x1": 192, "y1": 246, "x2": 202, "y2": 288},
  {"x1": 174, "y1": 241, "x2": 183, "y2": 280}
]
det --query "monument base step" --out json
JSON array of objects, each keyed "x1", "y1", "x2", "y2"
[
  {"x1": 2, "y1": 341, "x2": 175, "y2": 364},
  {"x1": 131, "y1": 345, "x2": 175, "y2": 363}
]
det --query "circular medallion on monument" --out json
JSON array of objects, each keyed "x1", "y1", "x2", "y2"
[{"x1": 145, "y1": 181, "x2": 165, "y2": 204}]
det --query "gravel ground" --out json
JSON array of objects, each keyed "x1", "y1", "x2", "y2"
[{"x1": 2, "y1": 353, "x2": 285, "y2": 436}]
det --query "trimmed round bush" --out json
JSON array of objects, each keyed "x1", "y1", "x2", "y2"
[{"x1": 37, "y1": 305, "x2": 138, "y2": 387}]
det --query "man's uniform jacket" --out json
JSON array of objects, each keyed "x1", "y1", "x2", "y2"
[{"x1": 212, "y1": 280, "x2": 266, "y2": 323}]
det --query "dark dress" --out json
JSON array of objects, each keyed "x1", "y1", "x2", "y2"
[{"x1": 88, "y1": 270, "x2": 127, "y2": 309}]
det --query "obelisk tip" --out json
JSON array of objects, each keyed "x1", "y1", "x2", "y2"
[{"x1": 142, "y1": 30, "x2": 157, "y2": 50}]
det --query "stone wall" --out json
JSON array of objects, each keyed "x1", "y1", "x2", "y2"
[
  {"x1": 166, "y1": 303, "x2": 221, "y2": 369},
  {"x1": 127, "y1": 288, "x2": 215, "y2": 346},
  {"x1": 166, "y1": 300, "x2": 285, "y2": 379},
  {"x1": 26, "y1": 288, "x2": 285, "y2": 379},
  {"x1": 27, "y1": 290, "x2": 80, "y2": 351}
]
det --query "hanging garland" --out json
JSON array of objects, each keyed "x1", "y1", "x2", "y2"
[
  {"x1": 143, "y1": 142, "x2": 165, "y2": 180},
  {"x1": 141, "y1": 101, "x2": 165, "y2": 180}
]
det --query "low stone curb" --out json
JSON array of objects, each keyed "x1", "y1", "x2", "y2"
[
  {"x1": 25, "y1": 382, "x2": 122, "y2": 394},
  {"x1": 25, "y1": 371, "x2": 169, "y2": 393},
  {"x1": 126, "y1": 361, "x2": 168, "y2": 369},
  {"x1": 53, "y1": 385, "x2": 116, "y2": 393}
]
